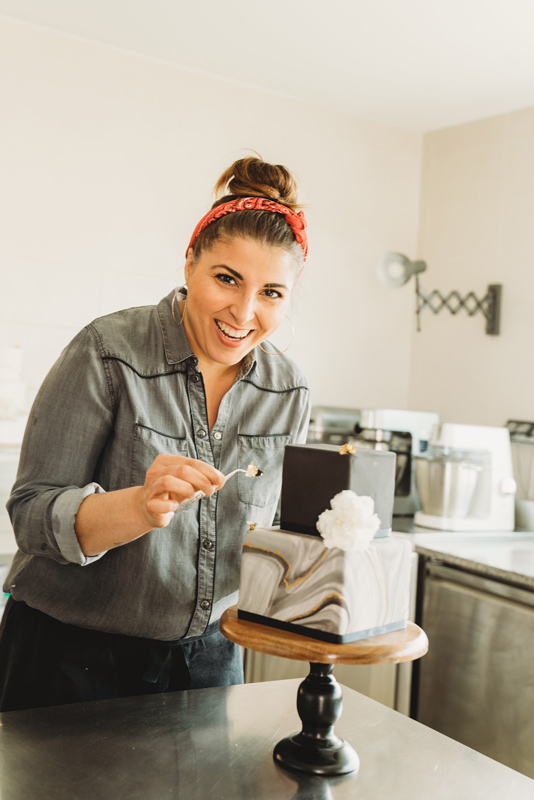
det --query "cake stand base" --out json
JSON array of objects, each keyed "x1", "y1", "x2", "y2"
[
  {"x1": 273, "y1": 663, "x2": 359, "y2": 776},
  {"x1": 220, "y1": 606, "x2": 428, "y2": 777}
]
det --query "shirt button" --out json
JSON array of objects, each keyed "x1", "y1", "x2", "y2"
[
  {"x1": 197, "y1": 428, "x2": 207, "y2": 438},
  {"x1": 191, "y1": 374, "x2": 200, "y2": 383},
  {"x1": 202, "y1": 539, "x2": 214, "y2": 551},
  {"x1": 213, "y1": 431, "x2": 222, "y2": 440},
  {"x1": 200, "y1": 599, "x2": 211, "y2": 611}
]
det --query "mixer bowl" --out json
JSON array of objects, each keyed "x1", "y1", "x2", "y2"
[{"x1": 415, "y1": 457, "x2": 483, "y2": 518}]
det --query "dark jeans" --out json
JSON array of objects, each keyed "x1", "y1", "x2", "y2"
[{"x1": 0, "y1": 598, "x2": 243, "y2": 712}]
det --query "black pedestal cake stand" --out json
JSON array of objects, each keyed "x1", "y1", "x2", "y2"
[{"x1": 220, "y1": 606, "x2": 428, "y2": 777}]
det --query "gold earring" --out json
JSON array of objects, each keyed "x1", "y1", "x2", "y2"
[
  {"x1": 259, "y1": 316, "x2": 294, "y2": 355},
  {"x1": 172, "y1": 287, "x2": 187, "y2": 328}
]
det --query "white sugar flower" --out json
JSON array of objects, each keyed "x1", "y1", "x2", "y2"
[{"x1": 316, "y1": 490, "x2": 380, "y2": 551}]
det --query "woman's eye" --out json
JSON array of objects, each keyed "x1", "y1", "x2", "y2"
[
  {"x1": 216, "y1": 273, "x2": 237, "y2": 286},
  {"x1": 263, "y1": 289, "x2": 283, "y2": 300}
]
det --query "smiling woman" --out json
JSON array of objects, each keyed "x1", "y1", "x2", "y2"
[{"x1": 0, "y1": 156, "x2": 311, "y2": 712}]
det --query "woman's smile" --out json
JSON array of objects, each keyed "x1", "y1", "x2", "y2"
[{"x1": 214, "y1": 319, "x2": 253, "y2": 343}]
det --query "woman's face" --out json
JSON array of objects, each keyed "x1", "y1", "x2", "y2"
[{"x1": 183, "y1": 236, "x2": 296, "y2": 369}]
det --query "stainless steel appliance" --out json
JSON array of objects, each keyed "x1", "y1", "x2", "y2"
[
  {"x1": 414, "y1": 423, "x2": 516, "y2": 531},
  {"x1": 306, "y1": 406, "x2": 361, "y2": 445},
  {"x1": 414, "y1": 560, "x2": 534, "y2": 778},
  {"x1": 354, "y1": 409, "x2": 439, "y2": 516},
  {"x1": 415, "y1": 445, "x2": 491, "y2": 518}
]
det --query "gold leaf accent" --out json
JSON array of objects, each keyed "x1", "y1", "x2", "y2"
[
  {"x1": 339, "y1": 443, "x2": 356, "y2": 455},
  {"x1": 246, "y1": 462, "x2": 263, "y2": 477},
  {"x1": 247, "y1": 521, "x2": 257, "y2": 531}
]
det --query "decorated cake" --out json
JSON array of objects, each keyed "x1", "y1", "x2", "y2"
[{"x1": 237, "y1": 443, "x2": 413, "y2": 643}]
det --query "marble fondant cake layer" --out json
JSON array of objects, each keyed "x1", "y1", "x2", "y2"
[
  {"x1": 280, "y1": 444, "x2": 396, "y2": 538},
  {"x1": 238, "y1": 528, "x2": 412, "y2": 643}
]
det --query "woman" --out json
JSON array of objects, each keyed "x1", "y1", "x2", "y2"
[{"x1": 0, "y1": 157, "x2": 310, "y2": 711}]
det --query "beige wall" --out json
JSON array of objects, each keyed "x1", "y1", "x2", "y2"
[
  {"x1": 410, "y1": 110, "x2": 534, "y2": 425},
  {"x1": 1, "y1": 16, "x2": 533, "y2": 555},
  {"x1": 4, "y1": 16, "x2": 529, "y2": 435},
  {"x1": 0, "y1": 16, "x2": 422, "y2": 416}
]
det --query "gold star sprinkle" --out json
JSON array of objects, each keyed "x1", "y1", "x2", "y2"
[{"x1": 339, "y1": 443, "x2": 356, "y2": 455}]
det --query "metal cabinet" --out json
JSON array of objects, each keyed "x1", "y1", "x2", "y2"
[{"x1": 414, "y1": 560, "x2": 534, "y2": 778}]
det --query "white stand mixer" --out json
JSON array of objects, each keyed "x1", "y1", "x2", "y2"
[{"x1": 414, "y1": 423, "x2": 517, "y2": 531}]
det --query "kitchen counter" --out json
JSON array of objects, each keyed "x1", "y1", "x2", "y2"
[
  {"x1": 0, "y1": 679, "x2": 532, "y2": 799},
  {"x1": 393, "y1": 521, "x2": 534, "y2": 590}
]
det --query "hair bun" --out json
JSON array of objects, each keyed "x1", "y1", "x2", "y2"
[{"x1": 213, "y1": 156, "x2": 301, "y2": 212}]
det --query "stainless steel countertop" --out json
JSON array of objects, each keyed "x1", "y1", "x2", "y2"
[
  {"x1": 0, "y1": 679, "x2": 531, "y2": 799},
  {"x1": 393, "y1": 521, "x2": 534, "y2": 590}
]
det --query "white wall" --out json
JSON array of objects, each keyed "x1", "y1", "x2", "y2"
[
  {"x1": 1, "y1": 17, "x2": 532, "y2": 554},
  {"x1": 410, "y1": 110, "x2": 534, "y2": 426},
  {"x1": 0, "y1": 16, "x2": 423, "y2": 418}
]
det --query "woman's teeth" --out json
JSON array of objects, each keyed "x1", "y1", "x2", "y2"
[{"x1": 215, "y1": 320, "x2": 251, "y2": 341}]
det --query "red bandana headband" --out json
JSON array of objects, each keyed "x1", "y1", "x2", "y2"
[{"x1": 186, "y1": 197, "x2": 308, "y2": 265}]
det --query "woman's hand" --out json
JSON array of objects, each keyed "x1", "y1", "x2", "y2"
[
  {"x1": 137, "y1": 455, "x2": 225, "y2": 529},
  {"x1": 75, "y1": 455, "x2": 225, "y2": 557}
]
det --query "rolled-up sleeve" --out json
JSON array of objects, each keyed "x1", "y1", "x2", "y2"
[
  {"x1": 52, "y1": 483, "x2": 107, "y2": 565},
  {"x1": 7, "y1": 327, "x2": 114, "y2": 566}
]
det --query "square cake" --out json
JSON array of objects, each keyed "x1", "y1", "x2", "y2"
[{"x1": 237, "y1": 443, "x2": 412, "y2": 643}]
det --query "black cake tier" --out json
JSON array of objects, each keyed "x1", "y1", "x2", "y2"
[{"x1": 280, "y1": 444, "x2": 396, "y2": 537}]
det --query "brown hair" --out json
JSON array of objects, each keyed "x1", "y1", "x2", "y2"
[{"x1": 190, "y1": 157, "x2": 304, "y2": 272}]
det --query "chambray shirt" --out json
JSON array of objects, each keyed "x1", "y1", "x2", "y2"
[{"x1": 5, "y1": 291, "x2": 310, "y2": 641}]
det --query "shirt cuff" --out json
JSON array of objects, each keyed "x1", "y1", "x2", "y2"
[{"x1": 52, "y1": 483, "x2": 108, "y2": 566}]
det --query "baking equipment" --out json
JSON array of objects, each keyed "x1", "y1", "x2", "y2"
[
  {"x1": 306, "y1": 406, "x2": 361, "y2": 445},
  {"x1": 354, "y1": 409, "x2": 439, "y2": 516},
  {"x1": 414, "y1": 423, "x2": 516, "y2": 531}
]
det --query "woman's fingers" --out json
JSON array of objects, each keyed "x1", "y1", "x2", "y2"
[
  {"x1": 150, "y1": 455, "x2": 224, "y2": 488},
  {"x1": 140, "y1": 455, "x2": 226, "y2": 528},
  {"x1": 146, "y1": 496, "x2": 180, "y2": 518},
  {"x1": 151, "y1": 468, "x2": 216, "y2": 500}
]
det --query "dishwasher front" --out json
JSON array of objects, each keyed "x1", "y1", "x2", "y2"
[{"x1": 415, "y1": 560, "x2": 534, "y2": 778}]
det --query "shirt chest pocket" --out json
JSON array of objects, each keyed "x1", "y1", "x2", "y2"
[
  {"x1": 237, "y1": 433, "x2": 292, "y2": 508},
  {"x1": 131, "y1": 423, "x2": 189, "y2": 486}
]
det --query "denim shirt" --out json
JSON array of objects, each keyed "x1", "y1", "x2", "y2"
[{"x1": 5, "y1": 291, "x2": 310, "y2": 640}]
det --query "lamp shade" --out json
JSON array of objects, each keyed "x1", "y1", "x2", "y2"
[{"x1": 377, "y1": 252, "x2": 427, "y2": 287}]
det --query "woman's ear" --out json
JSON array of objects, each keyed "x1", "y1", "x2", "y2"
[{"x1": 184, "y1": 248, "x2": 194, "y2": 283}]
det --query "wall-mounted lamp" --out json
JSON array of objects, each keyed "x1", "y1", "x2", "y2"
[{"x1": 377, "y1": 252, "x2": 502, "y2": 336}]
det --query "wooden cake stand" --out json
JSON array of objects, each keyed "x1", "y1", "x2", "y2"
[{"x1": 220, "y1": 606, "x2": 428, "y2": 777}]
